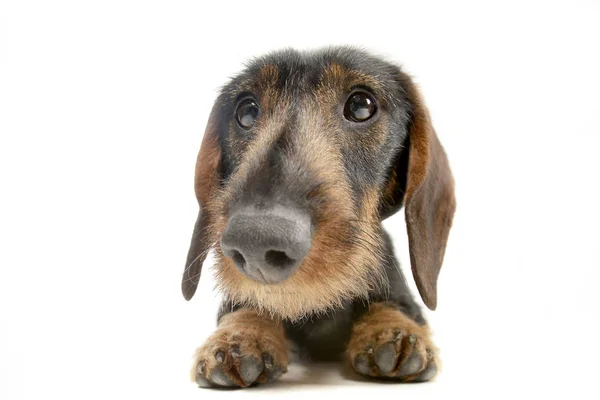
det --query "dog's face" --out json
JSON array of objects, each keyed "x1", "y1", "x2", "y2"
[{"x1": 182, "y1": 48, "x2": 455, "y2": 321}]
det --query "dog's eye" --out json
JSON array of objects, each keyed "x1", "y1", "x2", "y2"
[
  {"x1": 344, "y1": 92, "x2": 376, "y2": 122},
  {"x1": 236, "y1": 99, "x2": 259, "y2": 129}
]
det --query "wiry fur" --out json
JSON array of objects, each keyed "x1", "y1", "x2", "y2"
[{"x1": 182, "y1": 46, "x2": 456, "y2": 387}]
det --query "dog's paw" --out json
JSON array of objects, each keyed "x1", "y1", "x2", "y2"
[
  {"x1": 347, "y1": 304, "x2": 438, "y2": 382},
  {"x1": 191, "y1": 319, "x2": 288, "y2": 388}
]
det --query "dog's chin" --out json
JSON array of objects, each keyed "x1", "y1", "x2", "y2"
[{"x1": 213, "y1": 248, "x2": 387, "y2": 323}]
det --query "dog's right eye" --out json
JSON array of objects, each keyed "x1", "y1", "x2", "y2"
[{"x1": 236, "y1": 99, "x2": 259, "y2": 129}]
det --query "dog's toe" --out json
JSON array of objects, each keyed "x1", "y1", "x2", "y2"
[
  {"x1": 413, "y1": 360, "x2": 437, "y2": 382},
  {"x1": 373, "y1": 342, "x2": 397, "y2": 374},
  {"x1": 395, "y1": 351, "x2": 422, "y2": 377},
  {"x1": 354, "y1": 352, "x2": 372, "y2": 375},
  {"x1": 239, "y1": 355, "x2": 263, "y2": 385},
  {"x1": 195, "y1": 361, "x2": 212, "y2": 388}
]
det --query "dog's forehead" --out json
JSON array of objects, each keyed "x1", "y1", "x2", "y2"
[{"x1": 222, "y1": 48, "x2": 402, "y2": 104}]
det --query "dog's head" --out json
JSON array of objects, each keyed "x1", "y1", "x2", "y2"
[{"x1": 182, "y1": 47, "x2": 455, "y2": 320}]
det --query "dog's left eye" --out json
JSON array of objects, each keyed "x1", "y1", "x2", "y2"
[
  {"x1": 236, "y1": 99, "x2": 259, "y2": 129},
  {"x1": 344, "y1": 92, "x2": 377, "y2": 122}
]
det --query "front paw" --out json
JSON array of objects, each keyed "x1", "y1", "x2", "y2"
[
  {"x1": 191, "y1": 314, "x2": 288, "y2": 388},
  {"x1": 347, "y1": 304, "x2": 438, "y2": 382}
]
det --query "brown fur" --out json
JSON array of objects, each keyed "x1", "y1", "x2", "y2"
[
  {"x1": 194, "y1": 105, "x2": 222, "y2": 206},
  {"x1": 188, "y1": 61, "x2": 454, "y2": 318},
  {"x1": 183, "y1": 47, "x2": 455, "y2": 387},
  {"x1": 211, "y1": 100, "x2": 387, "y2": 321},
  {"x1": 191, "y1": 309, "x2": 289, "y2": 387},
  {"x1": 181, "y1": 103, "x2": 224, "y2": 299},
  {"x1": 320, "y1": 62, "x2": 385, "y2": 94},
  {"x1": 399, "y1": 76, "x2": 456, "y2": 310}
]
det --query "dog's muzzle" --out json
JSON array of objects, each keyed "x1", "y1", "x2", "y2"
[{"x1": 220, "y1": 205, "x2": 312, "y2": 284}]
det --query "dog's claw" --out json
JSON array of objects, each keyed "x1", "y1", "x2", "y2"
[
  {"x1": 214, "y1": 349, "x2": 225, "y2": 363},
  {"x1": 262, "y1": 352, "x2": 273, "y2": 369},
  {"x1": 230, "y1": 345, "x2": 241, "y2": 358},
  {"x1": 196, "y1": 360, "x2": 205, "y2": 374}
]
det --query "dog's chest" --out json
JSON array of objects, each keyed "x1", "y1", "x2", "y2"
[{"x1": 284, "y1": 304, "x2": 355, "y2": 361}]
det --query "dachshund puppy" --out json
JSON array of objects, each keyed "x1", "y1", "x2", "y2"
[{"x1": 182, "y1": 47, "x2": 456, "y2": 387}]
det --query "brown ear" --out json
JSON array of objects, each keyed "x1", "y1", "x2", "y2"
[
  {"x1": 397, "y1": 74, "x2": 456, "y2": 310},
  {"x1": 181, "y1": 102, "x2": 222, "y2": 300}
]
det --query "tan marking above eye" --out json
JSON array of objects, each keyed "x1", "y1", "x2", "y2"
[{"x1": 259, "y1": 64, "x2": 279, "y2": 81}]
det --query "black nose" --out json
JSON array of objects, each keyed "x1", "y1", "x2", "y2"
[{"x1": 220, "y1": 206, "x2": 312, "y2": 284}]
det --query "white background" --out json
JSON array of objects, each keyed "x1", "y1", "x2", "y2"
[{"x1": 1, "y1": 1, "x2": 599, "y2": 399}]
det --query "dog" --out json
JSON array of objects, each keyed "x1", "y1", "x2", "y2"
[{"x1": 182, "y1": 46, "x2": 456, "y2": 387}]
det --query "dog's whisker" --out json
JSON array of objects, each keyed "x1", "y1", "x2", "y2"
[{"x1": 183, "y1": 247, "x2": 210, "y2": 275}]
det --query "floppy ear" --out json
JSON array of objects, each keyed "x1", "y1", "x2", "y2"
[
  {"x1": 181, "y1": 102, "x2": 223, "y2": 300},
  {"x1": 382, "y1": 73, "x2": 456, "y2": 310}
]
